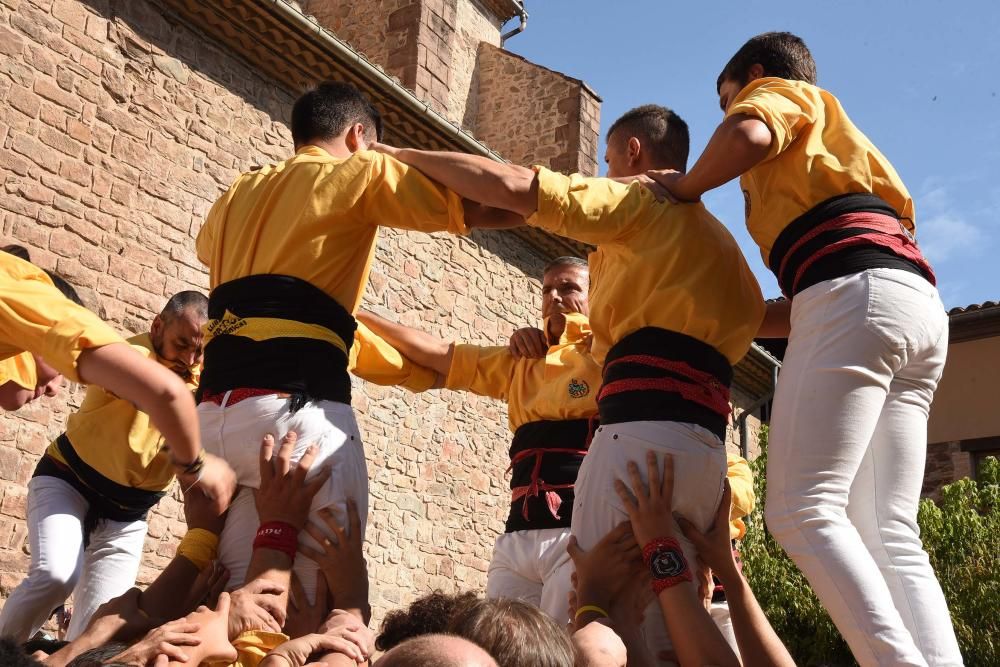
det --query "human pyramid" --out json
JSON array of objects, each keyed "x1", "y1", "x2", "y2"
[{"x1": 0, "y1": 32, "x2": 962, "y2": 667}]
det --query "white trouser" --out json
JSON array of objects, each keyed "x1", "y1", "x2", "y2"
[
  {"x1": 485, "y1": 527, "x2": 573, "y2": 624},
  {"x1": 570, "y1": 420, "x2": 727, "y2": 661},
  {"x1": 765, "y1": 268, "x2": 962, "y2": 667},
  {"x1": 710, "y1": 600, "x2": 740, "y2": 659},
  {"x1": 0, "y1": 475, "x2": 147, "y2": 641},
  {"x1": 198, "y1": 394, "x2": 369, "y2": 601}
]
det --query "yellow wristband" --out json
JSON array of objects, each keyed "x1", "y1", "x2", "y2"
[
  {"x1": 575, "y1": 604, "x2": 610, "y2": 620},
  {"x1": 176, "y1": 528, "x2": 219, "y2": 570}
]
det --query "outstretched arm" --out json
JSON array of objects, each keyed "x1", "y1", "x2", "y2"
[
  {"x1": 678, "y1": 482, "x2": 795, "y2": 667},
  {"x1": 356, "y1": 310, "x2": 453, "y2": 377},
  {"x1": 372, "y1": 144, "x2": 539, "y2": 219},
  {"x1": 649, "y1": 113, "x2": 772, "y2": 202},
  {"x1": 76, "y1": 343, "x2": 236, "y2": 513},
  {"x1": 463, "y1": 199, "x2": 526, "y2": 229}
]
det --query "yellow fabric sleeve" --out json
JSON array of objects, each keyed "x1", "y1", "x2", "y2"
[
  {"x1": 726, "y1": 77, "x2": 818, "y2": 160},
  {"x1": 176, "y1": 528, "x2": 220, "y2": 571},
  {"x1": 349, "y1": 321, "x2": 438, "y2": 392},
  {"x1": 526, "y1": 167, "x2": 653, "y2": 245},
  {"x1": 0, "y1": 253, "x2": 124, "y2": 382},
  {"x1": 362, "y1": 151, "x2": 468, "y2": 236},
  {"x1": 726, "y1": 453, "x2": 756, "y2": 540},
  {"x1": 206, "y1": 630, "x2": 288, "y2": 667},
  {"x1": 444, "y1": 344, "x2": 515, "y2": 401},
  {"x1": 0, "y1": 352, "x2": 37, "y2": 390}
]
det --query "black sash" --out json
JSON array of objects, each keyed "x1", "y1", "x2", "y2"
[
  {"x1": 505, "y1": 419, "x2": 591, "y2": 533},
  {"x1": 598, "y1": 327, "x2": 732, "y2": 440},
  {"x1": 199, "y1": 275, "x2": 357, "y2": 404}
]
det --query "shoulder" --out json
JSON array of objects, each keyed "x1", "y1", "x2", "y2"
[{"x1": 125, "y1": 332, "x2": 156, "y2": 358}]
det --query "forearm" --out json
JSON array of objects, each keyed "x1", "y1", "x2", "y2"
[
  {"x1": 356, "y1": 311, "x2": 453, "y2": 377},
  {"x1": 757, "y1": 299, "x2": 791, "y2": 338},
  {"x1": 390, "y1": 147, "x2": 539, "y2": 218},
  {"x1": 656, "y1": 583, "x2": 739, "y2": 667},
  {"x1": 140, "y1": 556, "x2": 201, "y2": 619},
  {"x1": 77, "y1": 343, "x2": 200, "y2": 463},
  {"x1": 671, "y1": 114, "x2": 772, "y2": 200},
  {"x1": 245, "y1": 548, "x2": 293, "y2": 610},
  {"x1": 462, "y1": 199, "x2": 526, "y2": 229},
  {"x1": 715, "y1": 573, "x2": 795, "y2": 667}
]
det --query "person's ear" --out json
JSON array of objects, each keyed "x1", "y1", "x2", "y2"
[
  {"x1": 345, "y1": 124, "x2": 367, "y2": 152},
  {"x1": 151, "y1": 315, "x2": 163, "y2": 338},
  {"x1": 747, "y1": 63, "x2": 765, "y2": 82},
  {"x1": 627, "y1": 136, "x2": 641, "y2": 167}
]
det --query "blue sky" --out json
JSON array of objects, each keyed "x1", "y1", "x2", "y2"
[{"x1": 506, "y1": 0, "x2": 1000, "y2": 307}]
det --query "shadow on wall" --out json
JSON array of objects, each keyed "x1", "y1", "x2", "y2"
[{"x1": 78, "y1": 0, "x2": 551, "y2": 279}]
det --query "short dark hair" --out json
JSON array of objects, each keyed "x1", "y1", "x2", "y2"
[
  {"x1": 161, "y1": 290, "x2": 208, "y2": 322},
  {"x1": 543, "y1": 256, "x2": 588, "y2": 275},
  {"x1": 291, "y1": 81, "x2": 383, "y2": 147},
  {"x1": 607, "y1": 105, "x2": 690, "y2": 172},
  {"x1": 2, "y1": 244, "x2": 83, "y2": 306},
  {"x1": 0, "y1": 638, "x2": 44, "y2": 667},
  {"x1": 447, "y1": 598, "x2": 574, "y2": 667},
  {"x1": 65, "y1": 642, "x2": 129, "y2": 667},
  {"x1": 718, "y1": 31, "x2": 817, "y2": 91},
  {"x1": 376, "y1": 590, "x2": 479, "y2": 651}
]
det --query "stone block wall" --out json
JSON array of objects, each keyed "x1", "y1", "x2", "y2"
[
  {"x1": 0, "y1": 0, "x2": 547, "y2": 625},
  {"x1": 475, "y1": 43, "x2": 602, "y2": 177},
  {"x1": 922, "y1": 441, "x2": 974, "y2": 500},
  {"x1": 301, "y1": 0, "x2": 504, "y2": 126}
]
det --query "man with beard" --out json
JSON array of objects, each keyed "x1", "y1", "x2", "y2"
[{"x1": 0, "y1": 292, "x2": 211, "y2": 641}]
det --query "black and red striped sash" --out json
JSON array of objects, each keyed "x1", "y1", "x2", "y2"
[
  {"x1": 597, "y1": 328, "x2": 732, "y2": 440},
  {"x1": 769, "y1": 193, "x2": 935, "y2": 297}
]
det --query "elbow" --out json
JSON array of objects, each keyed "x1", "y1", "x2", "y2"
[{"x1": 498, "y1": 168, "x2": 538, "y2": 218}]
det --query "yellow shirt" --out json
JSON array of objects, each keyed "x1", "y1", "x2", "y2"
[
  {"x1": 445, "y1": 313, "x2": 601, "y2": 431},
  {"x1": 526, "y1": 168, "x2": 763, "y2": 366},
  {"x1": 196, "y1": 146, "x2": 467, "y2": 315},
  {"x1": 207, "y1": 631, "x2": 287, "y2": 667},
  {"x1": 0, "y1": 252, "x2": 123, "y2": 383},
  {"x1": 0, "y1": 352, "x2": 37, "y2": 390},
  {"x1": 350, "y1": 321, "x2": 437, "y2": 392},
  {"x1": 726, "y1": 453, "x2": 755, "y2": 540},
  {"x1": 47, "y1": 333, "x2": 197, "y2": 491},
  {"x1": 727, "y1": 77, "x2": 915, "y2": 262}
]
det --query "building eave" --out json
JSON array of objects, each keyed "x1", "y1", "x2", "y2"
[
  {"x1": 159, "y1": 0, "x2": 592, "y2": 260},
  {"x1": 948, "y1": 302, "x2": 1000, "y2": 344},
  {"x1": 733, "y1": 343, "x2": 781, "y2": 400}
]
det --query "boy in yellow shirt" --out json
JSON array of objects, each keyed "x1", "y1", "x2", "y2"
[
  {"x1": 651, "y1": 32, "x2": 959, "y2": 667},
  {"x1": 367, "y1": 104, "x2": 762, "y2": 662}
]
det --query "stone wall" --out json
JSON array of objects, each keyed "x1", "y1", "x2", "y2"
[
  {"x1": 475, "y1": 43, "x2": 602, "y2": 177},
  {"x1": 922, "y1": 441, "x2": 974, "y2": 500},
  {"x1": 0, "y1": 0, "x2": 547, "y2": 624},
  {"x1": 301, "y1": 0, "x2": 504, "y2": 126}
]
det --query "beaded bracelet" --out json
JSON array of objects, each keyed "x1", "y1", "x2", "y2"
[{"x1": 642, "y1": 536, "x2": 692, "y2": 594}]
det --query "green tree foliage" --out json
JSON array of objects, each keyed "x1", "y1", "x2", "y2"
[{"x1": 741, "y1": 428, "x2": 999, "y2": 666}]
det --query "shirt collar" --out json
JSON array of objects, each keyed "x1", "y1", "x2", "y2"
[
  {"x1": 295, "y1": 144, "x2": 331, "y2": 158},
  {"x1": 544, "y1": 312, "x2": 591, "y2": 347}
]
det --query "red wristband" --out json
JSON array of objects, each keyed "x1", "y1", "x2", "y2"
[
  {"x1": 253, "y1": 521, "x2": 298, "y2": 560},
  {"x1": 642, "y1": 536, "x2": 692, "y2": 594}
]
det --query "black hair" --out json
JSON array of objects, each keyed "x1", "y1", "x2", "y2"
[
  {"x1": 21, "y1": 637, "x2": 69, "y2": 656},
  {"x1": 0, "y1": 637, "x2": 44, "y2": 667},
  {"x1": 161, "y1": 290, "x2": 208, "y2": 322},
  {"x1": 66, "y1": 642, "x2": 130, "y2": 667},
  {"x1": 718, "y1": 31, "x2": 817, "y2": 91},
  {"x1": 606, "y1": 105, "x2": 690, "y2": 172},
  {"x1": 291, "y1": 81, "x2": 383, "y2": 147},
  {"x1": 376, "y1": 590, "x2": 479, "y2": 652}
]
